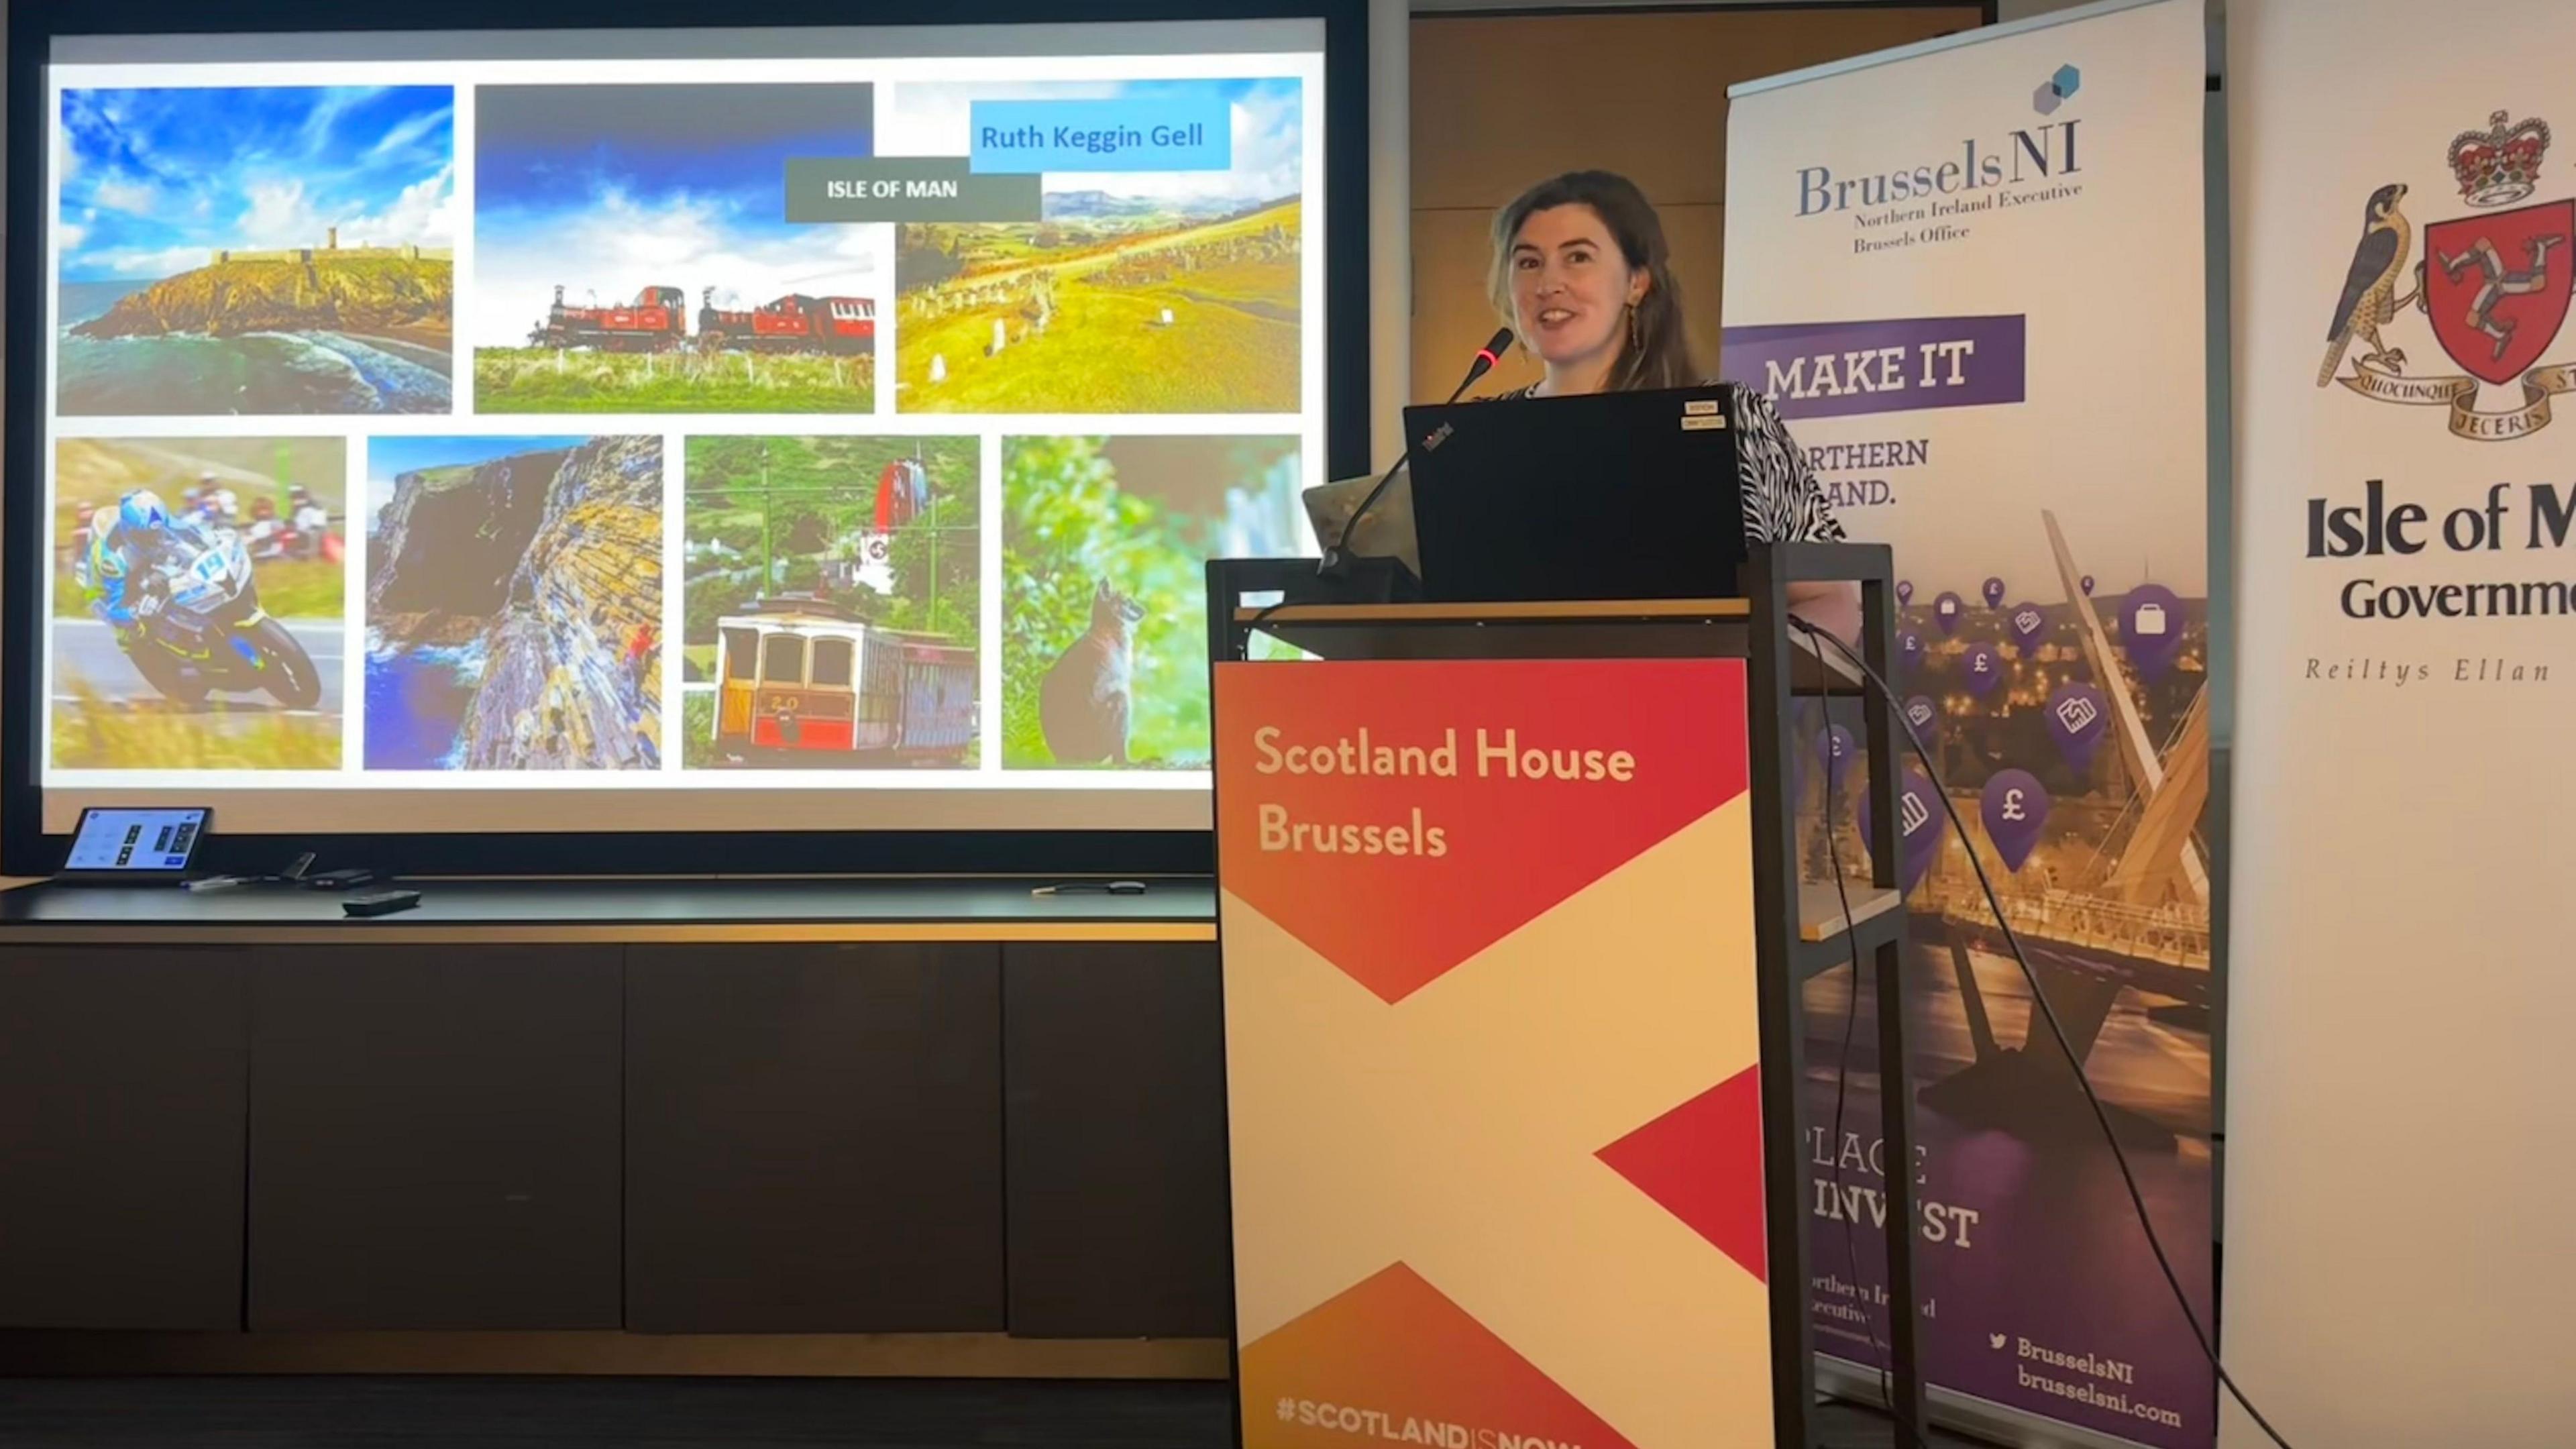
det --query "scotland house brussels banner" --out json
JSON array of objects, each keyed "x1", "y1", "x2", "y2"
[
  {"x1": 2226, "y1": 1, "x2": 2576, "y2": 1444},
  {"x1": 1721, "y1": 2, "x2": 2216, "y2": 1446},
  {"x1": 1214, "y1": 657, "x2": 1776, "y2": 1449}
]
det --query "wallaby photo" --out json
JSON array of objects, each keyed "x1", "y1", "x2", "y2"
[{"x1": 1040, "y1": 579, "x2": 1146, "y2": 765}]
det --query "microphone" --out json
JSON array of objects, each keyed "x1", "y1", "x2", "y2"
[{"x1": 1320, "y1": 327, "x2": 1515, "y2": 576}]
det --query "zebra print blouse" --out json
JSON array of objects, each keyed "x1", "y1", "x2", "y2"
[{"x1": 1493, "y1": 380, "x2": 1847, "y2": 545}]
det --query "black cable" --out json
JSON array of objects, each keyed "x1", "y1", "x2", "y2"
[
  {"x1": 1819, "y1": 727, "x2": 1908, "y2": 1444},
  {"x1": 1788, "y1": 613, "x2": 2298, "y2": 1449},
  {"x1": 1323, "y1": 328, "x2": 1513, "y2": 574},
  {"x1": 1238, "y1": 595, "x2": 1299, "y2": 659}
]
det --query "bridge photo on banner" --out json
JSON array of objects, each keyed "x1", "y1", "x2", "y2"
[{"x1": 1721, "y1": 1, "x2": 2218, "y2": 1444}]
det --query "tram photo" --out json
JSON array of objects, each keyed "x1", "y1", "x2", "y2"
[{"x1": 710, "y1": 595, "x2": 975, "y2": 767}]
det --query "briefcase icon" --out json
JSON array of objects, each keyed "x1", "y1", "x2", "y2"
[{"x1": 2133, "y1": 602, "x2": 2169, "y2": 637}]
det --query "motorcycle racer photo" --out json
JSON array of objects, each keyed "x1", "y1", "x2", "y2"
[
  {"x1": 79, "y1": 488, "x2": 212, "y2": 644},
  {"x1": 72, "y1": 482, "x2": 322, "y2": 712},
  {"x1": 49, "y1": 437, "x2": 347, "y2": 771}
]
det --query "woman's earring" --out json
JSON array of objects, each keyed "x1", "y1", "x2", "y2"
[{"x1": 1627, "y1": 303, "x2": 1642, "y2": 354}]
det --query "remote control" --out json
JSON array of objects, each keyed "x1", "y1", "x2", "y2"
[
  {"x1": 342, "y1": 889, "x2": 422, "y2": 918},
  {"x1": 305, "y1": 867, "x2": 379, "y2": 890}
]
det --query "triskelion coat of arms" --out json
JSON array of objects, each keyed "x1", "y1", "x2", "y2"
[{"x1": 2321, "y1": 109, "x2": 2576, "y2": 440}]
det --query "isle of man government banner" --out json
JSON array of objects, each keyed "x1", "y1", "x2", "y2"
[
  {"x1": 1721, "y1": 1, "x2": 2218, "y2": 1446},
  {"x1": 2225, "y1": 0, "x2": 2576, "y2": 1444}
]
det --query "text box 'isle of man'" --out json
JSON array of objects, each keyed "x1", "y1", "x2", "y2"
[{"x1": 785, "y1": 158, "x2": 1041, "y2": 223}]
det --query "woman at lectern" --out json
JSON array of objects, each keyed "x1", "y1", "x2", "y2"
[{"x1": 1489, "y1": 169, "x2": 1860, "y2": 643}]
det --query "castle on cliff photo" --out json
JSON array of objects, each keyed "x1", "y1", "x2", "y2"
[
  {"x1": 56, "y1": 85, "x2": 458, "y2": 416},
  {"x1": 209, "y1": 226, "x2": 454, "y2": 268}
]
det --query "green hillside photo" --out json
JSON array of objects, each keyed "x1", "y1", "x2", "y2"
[{"x1": 897, "y1": 201, "x2": 1299, "y2": 415}]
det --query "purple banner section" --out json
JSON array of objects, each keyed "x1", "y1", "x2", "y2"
[
  {"x1": 1794, "y1": 585, "x2": 2216, "y2": 1447},
  {"x1": 1719, "y1": 315, "x2": 2027, "y2": 421},
  {"x1": 1802, "y1": 973, "x2": 2215, "y2": 1448}
]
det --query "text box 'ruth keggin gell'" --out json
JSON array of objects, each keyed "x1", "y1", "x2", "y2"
[{"x1": 968, "y1": 97, "x2": 1233, "y2": 172}]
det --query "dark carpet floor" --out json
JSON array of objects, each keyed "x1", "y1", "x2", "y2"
[{"x1": 0, "y1": 1377, "x2": 1978, "y2": 1448}]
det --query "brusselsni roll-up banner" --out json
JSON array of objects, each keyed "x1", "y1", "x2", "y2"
[
  {"x1": 2226, "y1": 1, "x2": 2576, "y2": 1444},
  {"x1": 1721, "y1": 2, "x2": 2218, "y2": 1446}
]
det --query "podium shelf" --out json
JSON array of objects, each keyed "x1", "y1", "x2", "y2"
[
  {"x1": 1798, "y1": 881, "x2": 1902, "y2": 941},
  {"x1": 1795, "y1": 882, "x2": 1907, "y2": 979},
  {"x1": 1803, "y1": 876, "x2": 1906, "y2": 943},
  {"x1": 1238, "y1": 598, "x2": 1751, "y2": 625},
  {"x1": 1237, "y1": 598, "x2": 1863, "y2": 694}
]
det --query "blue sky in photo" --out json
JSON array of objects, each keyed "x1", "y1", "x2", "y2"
[
  {"x1": 476, "y1": 83, "x2": 873, "y2": 215},
  {"x1": 58, "y1": 87, "x2": 455, "y2": 282},
  {"x1": 470, "y1": 83, "x2": 875, "y2": 349},
  {"x1": 367, "y1": 435, "x2": 591, "y2": 519}
]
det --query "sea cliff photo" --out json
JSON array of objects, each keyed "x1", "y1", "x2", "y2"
[
  {"x1": 56, "y1": 86, "x2": 456, "y2": 416},
  {"x1": 365, "y1": 435, "x2": 663, "y2": 770}
]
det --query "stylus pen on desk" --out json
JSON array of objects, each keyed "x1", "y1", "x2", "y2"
[{"x1": 1030, "y1": 880, "x2": 1148, "y2": 897}]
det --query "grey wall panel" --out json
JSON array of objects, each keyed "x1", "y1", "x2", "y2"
[
  {"x1": 625, "y1": 943, "x2": 1004, "y2": 1332},
  {"x1": 247, "y1": 947, "x2": 623, "y2": 1330},
  {"x1": 1003, "y1": 943, "x2": 1230, "y2": 1338},
  {"x1": 0, "y1": 949, "x2": 248, "y2": 1329}
]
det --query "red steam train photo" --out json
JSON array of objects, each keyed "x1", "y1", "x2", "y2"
[{"x1": 526, "y1": 284, "x2": 877, "y2": 355}]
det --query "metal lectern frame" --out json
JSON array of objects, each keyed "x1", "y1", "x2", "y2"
[{"x1": 1205, "y1": 541, "x2": 1928, "y2": 1449}]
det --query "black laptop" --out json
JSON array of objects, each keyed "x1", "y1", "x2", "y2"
[{"x1": 1401, "y1": 384, "x2": 1746, "y2": 604}]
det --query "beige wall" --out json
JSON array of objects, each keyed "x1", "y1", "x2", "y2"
[{"x1": 1407, "y1": 5, "x2": 1984, "y2": 402}]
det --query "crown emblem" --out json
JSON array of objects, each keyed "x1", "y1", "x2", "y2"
[{"x1": 2449, "y1": 109, "x2": 2551, "y2": 207}]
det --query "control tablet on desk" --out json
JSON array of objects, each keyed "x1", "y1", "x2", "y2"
[{"x1": 57, "y1": 807, "x2": 210, "y2": 884}]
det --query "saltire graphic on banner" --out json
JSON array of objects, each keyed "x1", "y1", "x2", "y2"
[
  {"x1": 1721, "y1": 1, "x2": 2216, "y2": 1445},
  {"x1": 1214, "y1": 658, "x2": 1774, "y2": 1449},
  {"x1": 2228, "y1": 1, "x2": 2576, "y2": 1444}
]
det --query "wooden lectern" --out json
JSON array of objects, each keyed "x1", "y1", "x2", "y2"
[{"x1": 1203, "y1": 544, "x2": 1925, "y2": 1449}]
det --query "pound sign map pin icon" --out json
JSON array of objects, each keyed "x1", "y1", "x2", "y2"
[
  {"x1": 1981, "y1": 769, "x2": 2051, "y2": 871},
  {"x1": 1815, "y1": 724, "x2": 1856, "y2": 792},
  {"x1": 1964, "y1": 643, "x2": 2003, "y2": 699}
]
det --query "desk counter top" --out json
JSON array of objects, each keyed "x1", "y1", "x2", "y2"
[{"x1": 0, "y1": 876, "x2": 1219, "y2": 945}]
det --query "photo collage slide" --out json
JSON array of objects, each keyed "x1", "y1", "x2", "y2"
[{"x1": 45, "y1": 63, "x2": 1321, "y2": 781}]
